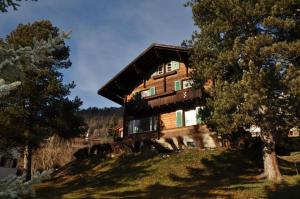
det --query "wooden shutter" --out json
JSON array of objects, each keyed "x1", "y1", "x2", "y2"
[
  {"x1": 150, "y1": 87, "x2": 156, "y2": 96},
  {"x1": 174, "y1": 80, "x2": 182, "y2": 91},
  {"x1": 176, "y1": 110, "x2": 183, "y2": 127},
  {"x1": 196, "y1": 107, "x2": 203, "y2": 124},
  {"x1": 171, "y1": 61, "x2": 180, "y2": 70}
]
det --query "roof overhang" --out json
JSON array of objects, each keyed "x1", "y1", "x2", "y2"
[{"x1": 98, "y1": 43, "x2": 190, "y2": 105}]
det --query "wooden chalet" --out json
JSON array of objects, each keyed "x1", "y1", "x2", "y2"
[{"x1": 98, "y1": 43, "x2": 212, "y2": 143}]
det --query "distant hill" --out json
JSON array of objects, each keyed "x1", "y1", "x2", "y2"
[{"x1": 78, "y1": 107, "x2": 123, "y2": 140}]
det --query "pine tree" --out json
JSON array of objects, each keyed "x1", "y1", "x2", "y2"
[
  {"x1": 187, "y1": 0, "x2": 300, "y2": 181},
  {"x1": 0, "y1": 0, "x2": 37, "y2": 12},
  {"x1": 0, "y1": 20, "x2": 85, "y2": 181}
]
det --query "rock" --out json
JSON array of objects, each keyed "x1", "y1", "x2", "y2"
[
  {"x1": 152, "y1": 138, "x2": 174, "y2": 153},
  {"x1": 166, "y1": 137, "x2": 180, "y2": 150},
  {"x1": 201, "y1": 133, "x2": 217, "y2": 149},
  {"x1": 182, "y1": 136, "x2": 196, "y2": 147}
]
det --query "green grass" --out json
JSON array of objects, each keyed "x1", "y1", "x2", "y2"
[{"x1": 34, "y1": 149, "x2": 300, "y2": 199}]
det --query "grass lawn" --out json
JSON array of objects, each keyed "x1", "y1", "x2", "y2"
[{"x1": 34, "y1": 148, "x2": 300, "y2": 199}]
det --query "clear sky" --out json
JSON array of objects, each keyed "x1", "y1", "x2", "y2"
[{"x1": 0, "y1": 0, "x2": 195, "y2": 109}]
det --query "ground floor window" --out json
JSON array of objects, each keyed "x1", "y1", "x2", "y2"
[
  {"x1": 185, "y1": 109, "x2": 197, "y2": 126},
  {"x1": 128, "y1": 116, "x2": 158, "y2": 134},
  {"x1": 176, "y1": 107, "x2": 204, "y2": 127}
]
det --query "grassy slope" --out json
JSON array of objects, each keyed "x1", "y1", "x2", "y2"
[{"x1": 35, "y1": 149, "x2": 300, "y2": 199}]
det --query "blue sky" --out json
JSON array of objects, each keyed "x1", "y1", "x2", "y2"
[{"x1": 0, "y1": 0, "x2": 195, "y2": 108}]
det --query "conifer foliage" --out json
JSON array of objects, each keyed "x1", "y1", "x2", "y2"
[
  {"x1": 0, "y1": 20, "x2": 85, "y2": 181},
  {"x1": 187, "y1": 0, "x2": 300, "y2": 181}
]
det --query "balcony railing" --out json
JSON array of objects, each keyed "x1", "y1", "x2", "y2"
[{"x1": 126, "y1": 88, "x2": 201, "y2": 111}]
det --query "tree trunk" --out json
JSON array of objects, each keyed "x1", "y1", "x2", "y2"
[
  {"x1": 24, "y1": 144, "x2": 32, "y2": 181},
  {"x1": 261, "y1": 132, "x2": 282, "y2": 182}
]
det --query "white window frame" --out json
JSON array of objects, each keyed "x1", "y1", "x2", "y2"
[
  {"x1": 140, "y1": 89, "x2": 150, "y2": 98},
  {"x1": 182, "y1": 79, "x2": 194, "y2": 89}
]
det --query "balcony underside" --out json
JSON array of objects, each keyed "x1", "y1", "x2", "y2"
[{"x1": 126, "y1": 89, "x2": 202, "y2": 115}]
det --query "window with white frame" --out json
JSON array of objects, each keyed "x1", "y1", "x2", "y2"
[
  {"x1": 185, "y1": 109, "x2": 197, "y2": 126},
  {"x1": 140, "y1": 89, "x2": 150, "y2": 98},
  {"x1": 182, "y1": 79, "x2": 194, "y2": 89},
  {"x1": 157, "y1": 65, "x2": 164, "y2": 75},
  {"x1": 152, "y1": 61, "x2": 180, "y2": 76},
  {"x1": 140, "y1": 87, "x2": 155, "y2": 98},
  {"x1": 166, "y1": 62, "x2": 172, "y2": 72},
  {"x1": 178, "y1": 107, "x2": 202, "y2": 127}
]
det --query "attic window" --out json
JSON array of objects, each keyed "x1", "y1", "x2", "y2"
[
  {"x1": 157, "y1": 65, "x2": 164, "y2": 75},
  {"x1": 166, "y1": 63, "x2": 172, "y2": 72}
]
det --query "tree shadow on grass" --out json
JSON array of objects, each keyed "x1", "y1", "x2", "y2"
[
  {"x1": 104, "y1": 149, "x2": 263, "y2": 198},
  {"x1": 36, "y1": 152, "x2": 160, "y2": 199},
  {"x1": 265, "y1": 179, "x2": 300, "y2": 199}
]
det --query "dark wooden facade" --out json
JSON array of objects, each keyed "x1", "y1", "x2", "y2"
[{"x1": 98, "y1": 44, "x2": 208, "y2": 140}]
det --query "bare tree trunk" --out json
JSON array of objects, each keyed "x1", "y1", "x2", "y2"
[
  {"x1": 24, "y1": 144, "x2": 32, "y2": 181},
  {"x1": 261, "y1": 132, "x2": 282, "y2": 182}
]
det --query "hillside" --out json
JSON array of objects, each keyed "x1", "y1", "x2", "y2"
[{"x1": 35, "y1": 149, "x2": 300, "y2": 198}]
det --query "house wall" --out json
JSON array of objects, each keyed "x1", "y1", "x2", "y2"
[
  {"x1": 160, "y1": 111, "x2": 177, "y2": 129},
  {"x1": 126, "y1": 62, "x2": 191, "y2": 101}
]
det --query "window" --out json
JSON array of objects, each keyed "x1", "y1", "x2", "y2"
[
  {"x1": 140, "y1": 90, "x2": 150, "y2": 98},
  {"x1": 166, "y1": 61, "x2": 180, "y2": 73},
  {"x1": 174, "y1": 80, "x2": 182, "y2": 91},
  {"x1": 171, "y1": 61, "x2": 180, "y2": 71},
  {"x1": 140, "y1": 87, "x2": 155, "y2": 98},
  {"x1": 152, "y1": 61, "x2": 180, "y2": 76},
  {"x1": 185, "y1": 109, "x2": 197, "y2": 126},
  {"x1": 176, "y1": 110, "x2": 183, "y2": 127},
  {"x1": 166, "y1": 62, "x2": 172, "y2": 72},
  {"x1": 128, "y1": 116, "x2": 158, "y2": 134},
  {"x1": 157, "y1": 65, "x2": 164, "y2": 75},
  {"x1": 185, "y1": 107, "x2": 203, "y2": 126},
  {"x1": 182, "y1": 79, "x2": 194, "y2": 89}
]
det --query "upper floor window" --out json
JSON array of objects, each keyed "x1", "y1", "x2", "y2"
[
  {"x1": 167, "y1": 61, "x2": 180, "y2": 72},
  {"x1": 152, "y1": 61, "x2": 180, "y2": 76},
  {"x1": 136, "y1": 87, "x2": 156, "y2": 99},
  {"x1": 182, "y1": 79, "x2": 194, "y2": 89},
  {"x1": 157, "y1": 65, "x2": 164, "y2": 75},
  {"x1": 140, "y1": 89, "x2": 150, "y2": 98}
]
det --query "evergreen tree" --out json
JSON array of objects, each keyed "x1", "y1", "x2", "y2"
[
  {"x1": 0, "y1": 0, "x2": 37, "y2": 12},
  {"x1": 187, "y1": 0, "x2": 300, "y2": 181},
  {"x1": 0, "y1": 20, "x2": 85, "y2": 181}
]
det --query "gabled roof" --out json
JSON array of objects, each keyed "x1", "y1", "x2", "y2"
[{"x1": 98, "y1": 43, "x2": 190, "y2": 105}]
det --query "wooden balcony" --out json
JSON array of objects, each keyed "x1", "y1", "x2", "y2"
[{"x1": 126, "y1": 88, "x2": 201, "y2": 113}]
